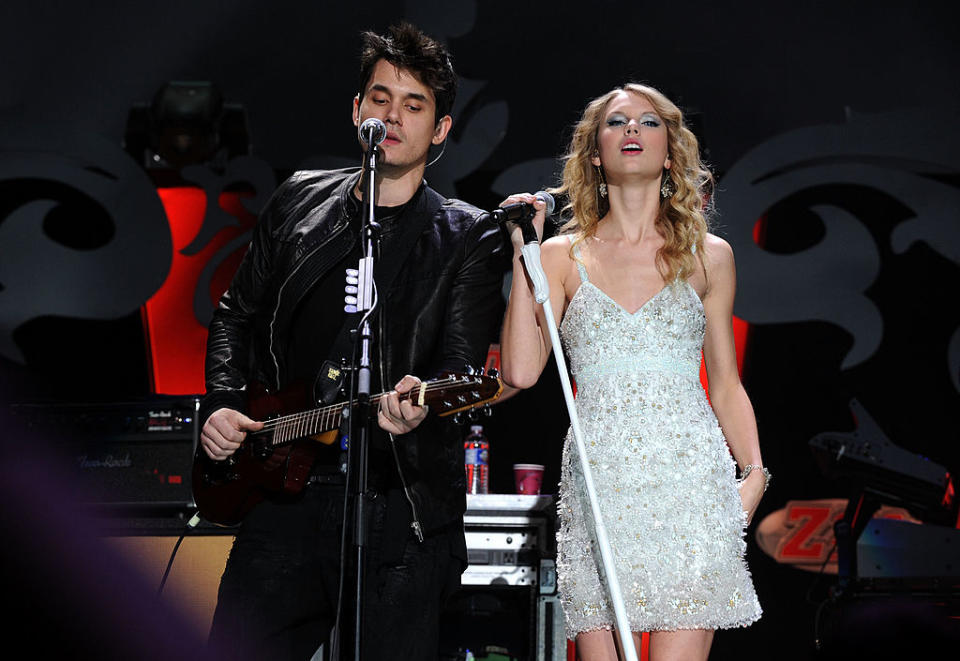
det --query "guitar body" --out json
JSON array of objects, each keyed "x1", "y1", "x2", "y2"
[
  {"x1": 192, "y1": 382, "x2": 338, "y2": 526},
  {"x1": 192, "y1": 372, "x2": 503, "y2": 526}
]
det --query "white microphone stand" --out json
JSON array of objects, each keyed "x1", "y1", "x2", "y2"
[{"x1": 517, "y1": 223, "x2": 639, "y2": 661}]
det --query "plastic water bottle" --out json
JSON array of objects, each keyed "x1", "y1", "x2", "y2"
[{"x1": 464, "y1": 424, "x2": 489, "y2": 494}]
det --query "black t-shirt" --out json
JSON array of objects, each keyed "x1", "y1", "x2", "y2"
[
  {"x1": 284, "y1": 193, "x2": 410, "y2": 468},
  {"x1": 285, "y1": 193, "x2": 411, "y2": 386}
]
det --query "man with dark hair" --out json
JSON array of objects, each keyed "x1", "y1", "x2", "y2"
[
  {"x1": 357, "y1": 23, "x2": 458, "y2": 122},
  {"x1": 200, "y1": 22, "x2": 504, "y2": 660}
]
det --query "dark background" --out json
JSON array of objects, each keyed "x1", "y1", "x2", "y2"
[{"x1": 2, "y1": 1, "x2": 958, "y2": 659}]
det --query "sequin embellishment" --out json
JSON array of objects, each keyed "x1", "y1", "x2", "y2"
[{"x1": 555, "y1": 243, "x2": 762, "y2": 638}]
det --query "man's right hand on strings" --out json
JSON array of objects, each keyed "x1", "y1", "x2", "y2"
[{"x1": 201, "y1": 407, "x2": 264, "y2": 460}]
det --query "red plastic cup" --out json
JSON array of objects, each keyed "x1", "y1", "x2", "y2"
[{"x1": 513, "y1": 463, "x2": 544, "y2": 495}]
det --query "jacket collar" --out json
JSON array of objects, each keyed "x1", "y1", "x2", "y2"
[{"x1": 340, "y1": 168, "x2": 431, "y2": 223}]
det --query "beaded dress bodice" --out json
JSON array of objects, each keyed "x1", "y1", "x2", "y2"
[{"x1": 560, "y1": 275, "x2": 705, "y2": 389}]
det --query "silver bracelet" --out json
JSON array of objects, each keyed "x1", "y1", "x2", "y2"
[{"x1": 739, "y1": 464, "x2": 771, "y2": 493}]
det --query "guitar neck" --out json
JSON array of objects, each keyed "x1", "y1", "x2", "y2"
[
  {"x1": 250, "y1": 373, "x2": 501, "y2": 449},
  {"x1": 255, "y1": 390, "x2": 405, "y2": 446}
]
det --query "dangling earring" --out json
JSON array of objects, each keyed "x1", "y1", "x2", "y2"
[
  {"x1": 593, "y1": 150, "x2": 609, "y2": 218},
  {"x1": 660, "y1": 169, "x2": 674, "y2": 199},
  {"x1": 593, "y1": 151, "x2": 607, "y2": 198}
]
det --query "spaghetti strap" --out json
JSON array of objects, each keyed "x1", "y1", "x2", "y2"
[{"x1": 568, "y1": 235, "x2": 590, "y2": 283}]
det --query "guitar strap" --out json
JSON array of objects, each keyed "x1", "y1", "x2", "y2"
[{"x1": 314, "y1": 183, "x2": 446, "y2": 405}]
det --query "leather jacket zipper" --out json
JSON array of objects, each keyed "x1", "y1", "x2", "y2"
[
  {"x1": 266, "y1": 218, "x2": 350, "y2": 392},
  {"x1": 378, "y1": 307, "x2": 425, "y2": 542}
]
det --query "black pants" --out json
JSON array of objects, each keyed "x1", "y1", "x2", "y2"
[{"x1": 207, "y1": 484, "x2": 462, "y2": 661}]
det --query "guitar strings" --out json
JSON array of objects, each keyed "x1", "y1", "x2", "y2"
[
  {"x1": 252, "y1": 380, "x2": 478, "y2": 430},
  {"x1": 251, "y1": 380, "x2": 492, "y2": 441},
  {"x1": 254, "y1": 381, "x2": 477, "y2": 432}
]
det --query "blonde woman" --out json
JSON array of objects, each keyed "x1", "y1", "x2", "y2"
[{"x1": 500, "y1": 84, "x2": 766, "y2": 661}]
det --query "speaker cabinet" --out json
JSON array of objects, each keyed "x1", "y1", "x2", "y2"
[
  {"x1": 11, "y1": 396, "x2": 200, "y2": 511},
  {"x1": 104, "y1": 533, "x2": 234, "y2": 638}
]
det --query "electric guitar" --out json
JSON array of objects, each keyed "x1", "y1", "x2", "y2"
[{"x1": 192, "y1": 372, "x2": 503, "y2": 525}]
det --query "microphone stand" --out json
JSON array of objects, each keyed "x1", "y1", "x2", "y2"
[
  {"x1": 513, "y1": 217, "x2": 639, "y2": 661},
  {"x1": 347, "y1": 138, "x2": 380, "y2": 661}
]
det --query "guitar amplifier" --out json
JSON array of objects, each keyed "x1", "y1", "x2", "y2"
[{"x1": 11, "y1": 396, "x2": 200, "y2": 512}]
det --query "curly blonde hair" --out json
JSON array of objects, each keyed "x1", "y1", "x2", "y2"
[{"x1": 552, "y1": 83, "x2": 713, "y2": 282}]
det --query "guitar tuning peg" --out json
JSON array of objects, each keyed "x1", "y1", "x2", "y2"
[
  {"x1": 464, "y1": 365, "x2": 475, "y2": 376},
  {"x1": 482, "y1": 405, "x2": 493, "y2": 417},
  {"x1": 487, "y1": 368, "x2": 499, "y2": 379},
  {"x1": 452, "y1": 412, "x2": 464, "y2": 425},
  {"x1": 467, "y1": 409, "x2": 479, "y2": 422}
]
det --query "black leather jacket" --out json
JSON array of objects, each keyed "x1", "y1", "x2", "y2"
[{"x1": 200, "y1": 168, "x2": 504, "y2": 559}]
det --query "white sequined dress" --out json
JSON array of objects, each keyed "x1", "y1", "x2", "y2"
[{"x1": 555, "y1": 243, "x2": 761, "y2": 639}]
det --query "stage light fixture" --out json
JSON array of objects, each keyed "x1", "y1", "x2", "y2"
[{"x1": 123, "y1": 81, "x2": 250, "y2": 172}]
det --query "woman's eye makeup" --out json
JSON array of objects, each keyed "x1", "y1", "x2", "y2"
[{"x1": 605, "y1": 113, "x2": 662, "y2": 128}]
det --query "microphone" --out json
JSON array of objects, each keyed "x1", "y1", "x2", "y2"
[
  {"x1": 358, "y1": 118, "x2": 387, "y2": 146},
  {"x1": 488, "y1": 191, "x2": 555, "y2": 225}
]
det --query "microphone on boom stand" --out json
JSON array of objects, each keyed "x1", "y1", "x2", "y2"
[
  {"x1": 357, "y1": 117, "x2": 386, "y2": 195},
  {"x1": 358, "y1": 117, "x2": 387, "y2": 148},
  {"x1": 331, "y1": 114, "x2": 388, "y2": 661}
]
